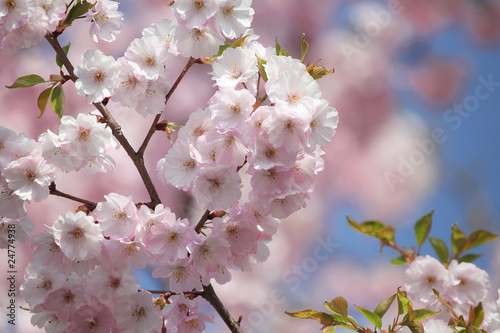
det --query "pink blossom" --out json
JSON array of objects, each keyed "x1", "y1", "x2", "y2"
[
  {"x1": 113, "y1": 290, "x2": 161, "y2": 333},
  {"x1": 86, "y1": 0, "x2": 123, "y2": 43},
  {"x1": 3, "y1": 153, "x2": 55, "y2": 201},
  {"x1": 191, "y1": 165, "x2": 242, "y2": 211},
  {"x1": 404, "y1": 255, "x2": 448, "y2": 305},
  {"x1": 93, "y1": 193, "x2": 139, "y2": 240},
  {"x1": 51, "y1": 211, "x2": 104, "y2": 261}
]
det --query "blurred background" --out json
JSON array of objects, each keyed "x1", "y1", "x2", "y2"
[{"x1": 1, "y1": 0, "x2": 500, "y2": 332}]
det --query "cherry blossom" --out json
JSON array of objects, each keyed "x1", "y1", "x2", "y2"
[
  {"x1": 50, "y1": 211, "x2": 104, "y2": 261},
  {"x1": 74, "y1": 49, "x2": 121, "y2": 104},
  {"x1": 215, "y1": 0, "x2": 255, "y2": 39},
  {"x1": 86, "y1": 0, "x2": 124, "y2": 43}
]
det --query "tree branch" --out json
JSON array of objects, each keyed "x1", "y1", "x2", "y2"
[
  {"x1": 202, "y1": 284, "x2": 243, "y2": 333},
  {"x1": 137, "y1": 57, "x2": 199, "y2": 157},
  {"x1": 45, "y1": 33, "x2": 76, "y2": 80},
  {"x1": 46, "y1": 33, "x2": 161, "y2": 208},
  {"x1": 93, "y1": 102, "x2": 161, "y2": 208},
  {"x1": 49, "y1": 182, "x2": 97, "y2": 210},
  {"x1": 195, "y1": 209, "x2": 211, "y2": 234}
]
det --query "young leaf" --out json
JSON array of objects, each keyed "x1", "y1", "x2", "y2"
[
  {"x1": 257, "y1": 57, "x2": 268, "y2": 82},
  {"x1": 49, "y1": 85, "x2": 65, "y2": 118},
  {"x1": 458, "y1": 253, "x2": 482, "y2": 263},
  {"x1": 451, "y1": 224, "x2": 467, "y2": 255},
  {"x1": 307, "y1": 64, "x2": 335, "y2": 80},
  {"x1": 374, "y1": 293, "x2": 396, "y2": 319},
  {"x1": 6, "y1": 74, "x2": 47, "y2": 88},
  {"x1": 321, "y1": 326, "x2": 336, "y2": 333},
  {"x1": 62, "y1": 0, "x2": 96, "y2": 28},
  {"x1": 403, "y1": 308, "x2": 441, "y2": 322},
  {"x1": 404, "y1": 321, "x2": 424, "y2": 333},
  {"x1": 472, "y1": 302, "x2": 484, "y2": 328},
  {"x1": 324, "y1": 297, "x2": 348, "y2": 317},
  {"x1": 37, "y1": 87, "x2": 52, "y2": 118},
  {"x1": 429, "y1": 237, "x2": 449, "y2": 264},
  {"x1": 391, "y1": 255, "x2": 407, "y2": 265},
  {"x1": 231, "y1": 34, "x2": 250, "y2": 48},
  {"x1": 414, "y1": 210, "x2": 433, "y2": 248},
  {"x1": 275, "y1": 38, "x2": 290, "y2": 57},
  {"x1": 300, "y1": 33, "x2": 309, "y2": 63},
  {"x1": 56, "y1": 42, "x2": 71, "y2": 68},
  {"x1": 462, "y1": 230, "x2": 499, "y2": 253},
  {"x1": 375, "y1": 225, "x2": 395, "y2": 243},
  {"x1": 397, "y1": 287, "x2": 410, "y2": 315},
  {"x1": 353, "y1": 305, "x2": 382, "y2": 329},
  {"x1": 285, "y1": 310, "x2": 334, "y2": 326}
]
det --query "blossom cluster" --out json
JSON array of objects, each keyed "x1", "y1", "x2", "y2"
[
  {"x1": 1, "y1": 0, "x2": 340, "y2": 332},
  {"x1": 19, "y1": 206, "x2": 221, "y2": 332},
  {"x1": 404, "y1": 255, "x2": 500, "y2": 332}
]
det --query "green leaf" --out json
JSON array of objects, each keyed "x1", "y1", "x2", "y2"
[
  {"x1": 300, "y1": 33, "x2": 309, "y2": 63},
  {"x1": 275, "y1": 38, "x2": 290, "y2": 57},
  {"x1": 405, "y1": 321, "x2": 424, "y2": 333},
  {"x1": 397, "y1": 287, "x2": 410, "y2": 315},
  {"x1": 429, "y1": 237, "x2": 449, "y2": 264},
  {"x1": 472, "y1": 302, "x2": 484, "y2": 327},
  {"x1": 307, "y1": 64, "x2": 335, "y2": 80},
  {"x1": 257, "y1": 57, "x2": 268, "y2": 82},
  {"x1": 285, "y1": 310, "x2": 335, "y2": 326},
  {"x1": 37, "y1": 87, "x2": 52, "y2": 118},
  {"x1": 376, "y1": 225, "x2": 395, "y2": 243},
  {"x1": 458, "y1": 253, "x2": 482, "y2": 263},
  {"x1": 451, "y1": 224, "x2": 467, "y2": 255},
  {"x1": 354, "y1": 305, "x2": 382, "y2": 329},
  {"x1": 321, "y1": 326, "x2": 336, "y2": 333},
  {"x1": 463, "y1": 230, "x2": 499, "y2": 253},
  {"x1": 324, "y1": 297, "x2": 348, "y2": 317},
  {"x1": 231, "y1": 34, "x2": 250, "y2": 48},
  {"x1": 374, "y1": 293, "x2": 396, "y2": 319},
  {"x1": 56, "y1": 42, "x2": 71, "y2": 68},
  {"x1": 391, "y1": 255, "x2": 408, "y2": 265},
  {"x1": 414, "y1": 210, "x2": 433, "y2": 247},
  {"x1": 403, "y1": 308, "x2": 441, "y2": 322},
  {"x1": 62, "y1": 0, "x2": 96, "y2": 28},
  {"x1": 346, "y1": 216, "x2": 395, "y2": 242},
  {"x1": 49, "y1": 85, "x2": 65, "y2": 118},
  {"x1": 6, "y1": 74, "x2": 47, "y2": 88}
]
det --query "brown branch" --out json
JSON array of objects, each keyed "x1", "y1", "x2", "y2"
[
  {"x1": 202, "y1": 284, "x2": 243, "y2": 333},
  {"x1": 93, "y1": 102, "x2": 161, "y2": 208},
  {"x1": 49, "y1": 182, "x2": 97, "y2": 210},
  {"x1": 195, "y1": 209, "x2": 211, "y2": 234},
  {"x1": 137, "y1": 57, "x2": 198, "y2": 157},
  {"x1": 44, "y1": 33, "x2": 76, "y2": 80}
]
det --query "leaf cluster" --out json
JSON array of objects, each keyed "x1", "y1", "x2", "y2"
[
  {"x1": 286, "y1": 290, "x2": 440, "y2": 333},
  {"x1": 346, "y1": 210, "x2": 499, "y2": 266}
]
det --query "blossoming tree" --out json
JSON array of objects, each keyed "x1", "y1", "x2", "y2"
[{"x1": 1, "y1": 0, "x2": 337, "y2": 332}]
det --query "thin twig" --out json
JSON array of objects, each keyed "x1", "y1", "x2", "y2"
[
  {"x1": 202, "y1": 284, "x2": 243, "y2": 333},
  {"x1": 93, "y1": 102, "x2": 161, "y2": 208},
  {"x1": 44, "y1": 33, "x2": 76, "y2": 80},
  {"x1": 49, "y1": 182, "x2": 97, "y2": 210},
  {"x1": 137, "y1": 57, "x2": 198, "y2": 157},
  {"x1": 195, "y1": 209, "x2": 211, "y2": 234}
]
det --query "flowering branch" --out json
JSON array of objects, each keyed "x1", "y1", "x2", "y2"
[
  {"x1": 44, "y1": 33, "x2": 76, "y2": 80},
  {"x1": 92, "y1": 101, "x2": 161, "y2": 208},
  {"x1": 202, "y1": 283, "x2": 243, "y2": 333},
  {"x1": 137, "y1": 56, "x2": 199, "y2": 157},
  {"x1": 48, "y1": 182, "x2": 97, "y2": 210}
]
